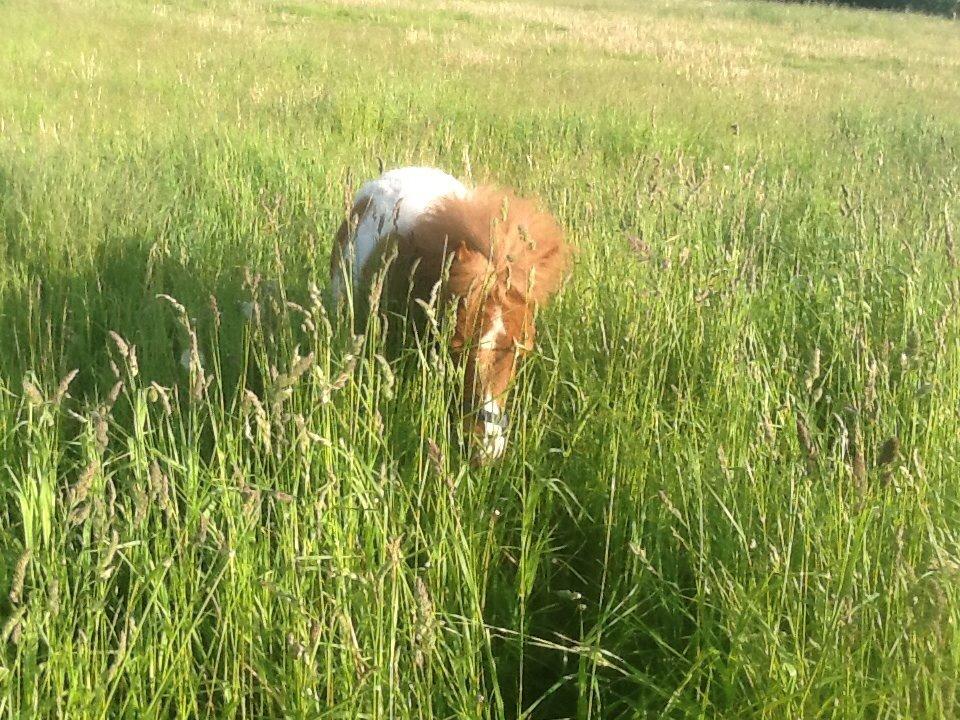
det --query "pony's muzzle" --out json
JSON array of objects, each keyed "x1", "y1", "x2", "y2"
[{"x1": 470, "y1": 404, "x2": 510, "y2": 464}]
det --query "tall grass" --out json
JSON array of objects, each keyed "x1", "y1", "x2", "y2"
[{"x1": 1, "y1": 0, "x2": 960, "y2": 717}]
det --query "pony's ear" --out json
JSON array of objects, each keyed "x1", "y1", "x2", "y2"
[
  {"x1": 449, "y1": 242, "x2": 491, "y2": 298},
  {"x1": 514, "y1": 206, "x2": 571, "y2": 306}
]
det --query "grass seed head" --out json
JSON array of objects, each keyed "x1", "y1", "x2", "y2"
[
  {"x1": 149, "y1": 383, "x2": 173, "y2": 416},
  {"x1": 22, "y1": 376, "x2": 44, "y2": 406},
  {"x1": 69, "y1": 502, "x2": 91, "y2": 526},
  {"x1": 877, "y1": 436, "x2": 901, "y2": 467},
  {"x1": 287, "y1": 350, "x2": 315, "y2": 386},
  {"x1": 242, "y1": 485, "x2": 262, "y2": 519},
  {"x1": 426, "y1": 439, "x2": 451, "y2": 487},
  {"x1": 105, "y1": 381, "x2": 124, "y2": 412},
  {"x1": 149, "y1": 461, "x2": 170, "y2": 510},
  {"x1": 287, "y1": 633, "x2": 307, "y2": 661},
  {"x1": 864, "y1": 359, "x2": 878, "y2": 417},
  {"x1": 375, "y1": 354, "x2": 395, "y2": 399},
  {"x1": 209, "y1": 294, "x2": 221, "y2": 329},
  {"x1": 106, "y1": 618, "x2": 129, "y2": 681},
  {"x1": 69, "y1": 460, "x2": 99, "y2": 508},
  {"x1": 46, "y1": 579, "x2": 60, "y2": 617},
  {"x1": 8, "y1": 549, "x2": 32, "y2": 606},
  {"x1": 627, "y1": 233, "x2": 651, "y2": 259},
  {"x1": 109, "y1": 331, "x2": 130, "y2": 359},
  {"x1": 98, "y1": 530, "x2": 120, "y2": 580},
  {"x1": 53, "y1": 369, "x2": 79, "y2": 406},
  {"x1": 133, "y1": 483, "x2": 149, "y2": 523},
  {"x1": 804, "y1": 348, "x2": 821, "y2": 391},
  {"x1": 94, "y1": 414, "x2": 110, "y2": 452},
  {"x1": 796, "y1": 413, "x2": 819, "y2": 469},
  {"x1": 413, "y1": 575, "x2": 436, "y2": 669},
  {"x1": 127, "y1": 345, "x2": 139, "y2": 379},
  {"x1": 2, "y1": 607, "x2": 26, "y2": 646},
  {"x1": 157, "y1": 293, "x2": 187, "y2": 317},
  {"x1": 851, "y1": 434, "x2": 867, "y2": 490},
  {"x1": 658, "y1": 490, "x2": 683, "y2": 522}
]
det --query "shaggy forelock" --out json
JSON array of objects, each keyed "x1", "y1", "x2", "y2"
[{"x1": 417, "y1": 186, "x2": 570, "y2": 307}]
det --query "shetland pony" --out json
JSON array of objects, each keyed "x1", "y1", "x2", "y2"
[{"x1": 329, "y1": 166, "x2": 569, "y2": 462}]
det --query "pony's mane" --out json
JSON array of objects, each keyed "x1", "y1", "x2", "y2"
[{"x1": 416, "y1": 186, "x2": 570, "y2": 307}]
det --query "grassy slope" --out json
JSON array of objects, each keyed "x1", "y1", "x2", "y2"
[{"x1": 1, "y1": 0, "x2": 960, "y2": 717}]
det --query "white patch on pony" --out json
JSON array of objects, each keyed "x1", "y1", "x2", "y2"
[
  {"x1": 478, "y1": 395, "x2": 507, "y2": 461},
  {"x1": 345, "y1": 167, "x2": 468, "y2": 295},
  {"x1": 478, "y1": 308, "x2": 506, "y2": 350}
]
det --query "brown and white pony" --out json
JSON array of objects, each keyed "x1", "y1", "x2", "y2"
[{"x1": 329, "y1": 166, "x2": 569, "y2": 462}]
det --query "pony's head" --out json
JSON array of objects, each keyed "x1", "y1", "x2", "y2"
[{"x1": 418, "y1": 187, "x2": 569, "y2": 463}]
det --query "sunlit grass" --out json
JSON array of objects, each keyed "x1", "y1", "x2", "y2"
[{"x1": 1, "y1": 0, "x2": 959, "y2": 717}]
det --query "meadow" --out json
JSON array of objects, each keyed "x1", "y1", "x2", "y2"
[{"x1": 2, "y1": 0, "x2": 960, "y2": 717}]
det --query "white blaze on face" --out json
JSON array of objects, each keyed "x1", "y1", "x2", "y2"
[
  {"x1": 478, "y1": 308, "x2": 506, "y2": 350},
  {"x1": 478, "y1": 395, "x2": 507, "y2": 461},
  {"x1": 473, "y1": 308, "x2": 510, "y2": 461}
]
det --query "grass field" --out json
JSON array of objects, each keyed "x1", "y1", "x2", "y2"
[{"x1": 2, "y1": 0, "x2": 960, "y2": 717}]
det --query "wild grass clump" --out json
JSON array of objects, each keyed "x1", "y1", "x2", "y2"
[{"x1": 1, "y1": 0, "x2": 959, "y2": 717}]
